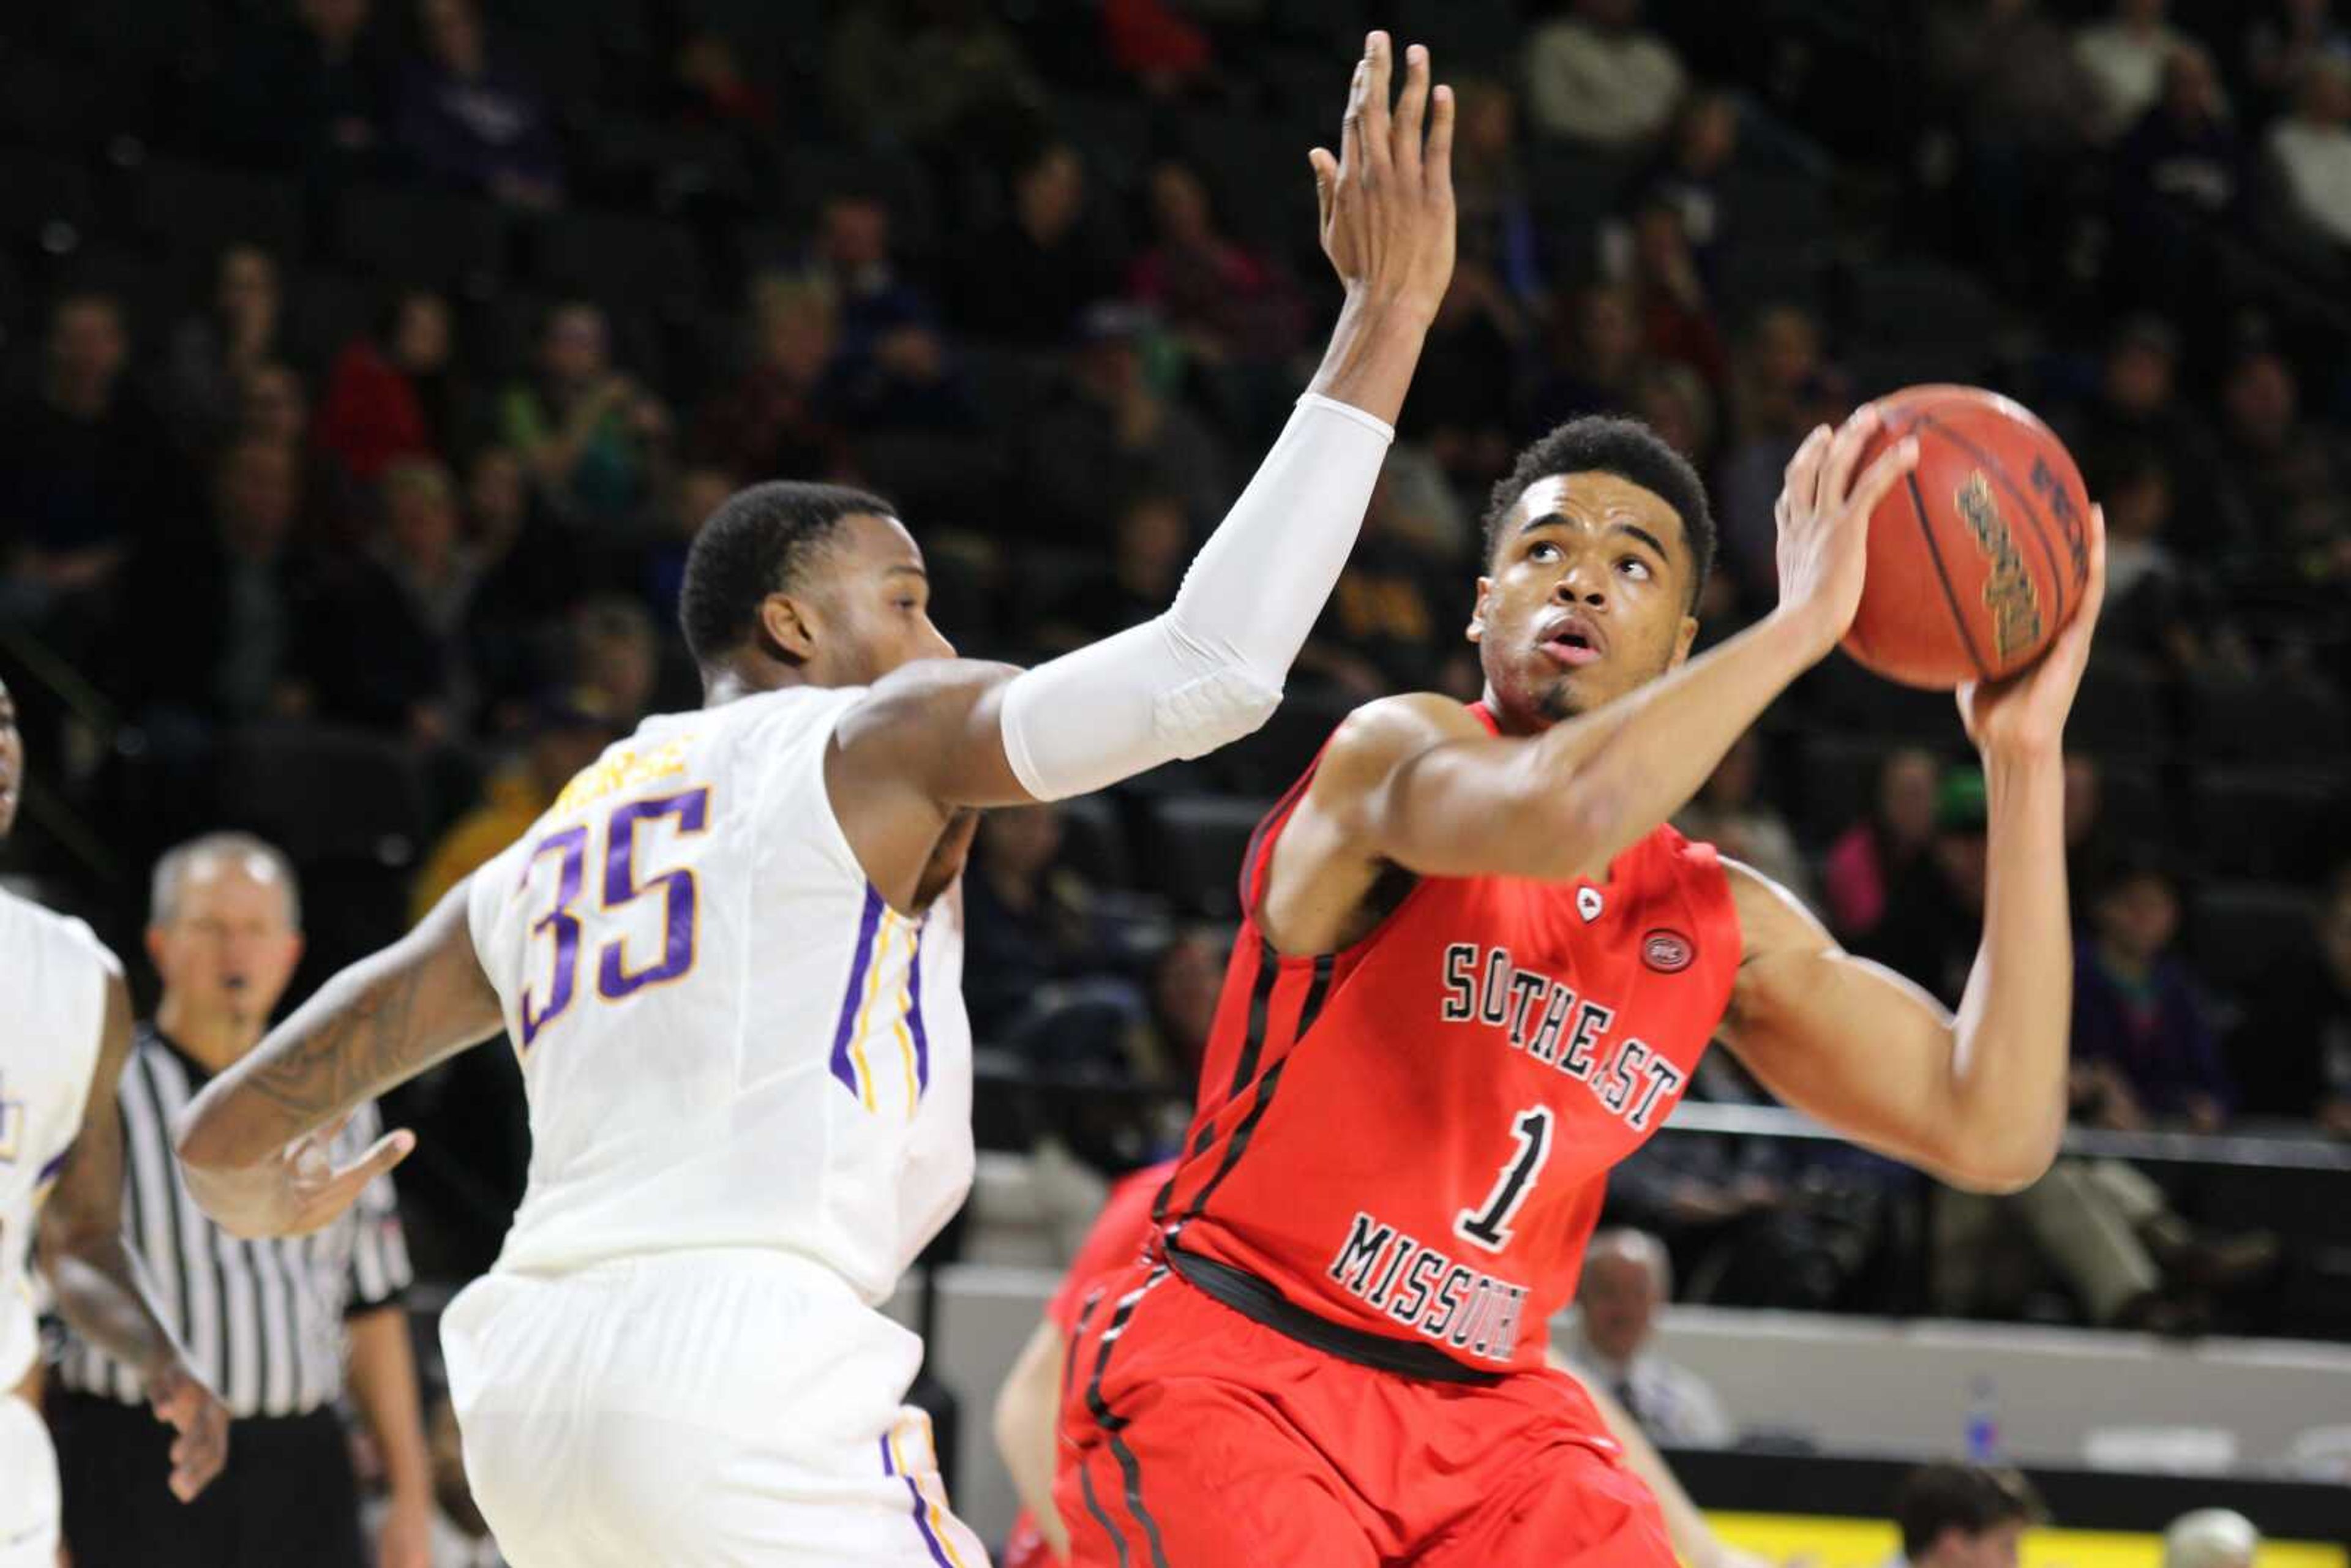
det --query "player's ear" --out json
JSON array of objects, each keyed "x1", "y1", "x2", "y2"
[
  {"x1": 756, "y1": 591, "x2": 819, "y2": 664},
  {"x1": 1466, "y1": 577, "x2": 1493, "y2": 643},
  {"x1": 144, "y1": 925, "x2": 170, "y2": 976},
  {"x1": 1670, "y1": 612, "x2": 1698, "y2": 668}
]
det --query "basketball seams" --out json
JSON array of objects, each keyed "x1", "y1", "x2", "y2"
[
  {"x1": 1903, "y1": 465, "x2": 1993, "y2": 683},
  {"x1": 1912, "y1": 410, "x2": 2074, "y2": 647}
]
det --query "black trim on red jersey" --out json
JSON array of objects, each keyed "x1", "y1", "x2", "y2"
[
  {"x1": 1166, "y1": 1244, "x2": 1506, "y2": 1387},
  {"x1": 1082, "y1": 1266, "x2": 1174, "y2": 1568},
  {"x1": 1173, "y1": 1058, "x2": 1286, "y2": 1236},
  {"x1": 1226, "y1": 946, "x2": 1281, "y2": 1101}
]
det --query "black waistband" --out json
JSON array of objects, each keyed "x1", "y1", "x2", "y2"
[{"x1": 1164, "y1": 1243, "x2": 1505, "y2": 1387}]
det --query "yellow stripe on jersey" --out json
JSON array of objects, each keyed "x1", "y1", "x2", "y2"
[{"x1": 847, "y1": 913, "x2": 896, "y2": 1113}]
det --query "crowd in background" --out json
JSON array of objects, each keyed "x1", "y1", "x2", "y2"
[{"x1": 1, "y1": 0, "x2": 2348, "y2": 1339}]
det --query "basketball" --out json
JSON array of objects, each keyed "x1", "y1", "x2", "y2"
[{"x1": 1841, "y1": 384, "x2": 2094, "y2": 691}]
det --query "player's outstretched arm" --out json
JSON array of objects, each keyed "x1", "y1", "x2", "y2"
[
  {"x1": 994, "y1": 1318, "x2": 1073, "y2": 1562},
  {"x1": 828, "y1": 34, "x2": 1453, "y2": 833},
  {"x1": 38, "y1": 969, "x2": 230, "y2": 1501},
  {"x1": 1717, "y1": 514, "x2": 2106, "y2": 1193},
  {"x1": 174, "y1": 879, "x2": 504, "y2": 1238},
  {"x1": 1278, "y1": 416, "x2": 1920, "y2": 902}
]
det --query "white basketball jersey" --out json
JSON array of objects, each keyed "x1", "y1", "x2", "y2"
[
  {"x1": 468, "y1": 686, "x2": 974, "y2": 1302},
  {"x1": 0, "y1": 891, "x2": 116, "y2": 1388}
]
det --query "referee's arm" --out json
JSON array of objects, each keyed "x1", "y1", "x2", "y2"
[
  {"x1": 342, "y1": 1142, "x2": 430, "y2": 1568},
  {"x1": 39, "y1": 969, "x2": 231, "y2": 1499}
]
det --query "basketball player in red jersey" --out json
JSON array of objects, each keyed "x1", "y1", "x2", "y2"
[{"x1": 1054, "y1": 404, "x2": 2107, "y2": 1564}]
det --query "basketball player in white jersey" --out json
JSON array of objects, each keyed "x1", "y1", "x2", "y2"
[
  {"x1": 0, "y1": 675, "x2": 229, "y2": 1564},
  {"x1": 175, "y1": 35, "x2": 1457, "y2": 1566}
]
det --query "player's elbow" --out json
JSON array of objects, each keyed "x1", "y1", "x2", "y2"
[{"x1": 1932, "y1": 1121, "x2": 2062, "y2": 1195}]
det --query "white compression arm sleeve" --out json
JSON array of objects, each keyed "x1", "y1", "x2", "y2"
[{"x1": 998, "y1": 392, "x2": 1394, "y2": 801}]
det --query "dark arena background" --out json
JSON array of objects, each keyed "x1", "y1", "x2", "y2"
[{"x1": 2, "y1": 1, "x2": 2348, "y2": 1562}]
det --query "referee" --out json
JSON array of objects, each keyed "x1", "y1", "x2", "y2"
[{"x1": 48, "y1": 833, "x2": 433, "y2": 1568}]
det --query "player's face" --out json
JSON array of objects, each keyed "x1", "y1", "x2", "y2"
[
  {"x1": 798, "y1": 512, "x2": 955, "y2": 687},
  {"x1": 0, "y1": 678, "x2": 21, "y2": 841},
  {"x1": 147, "y1": 860, "x2": 305, "y2": 1039},
  {"x1": 1469, "y1": 473, "x2": 1697, "y2": 732}
]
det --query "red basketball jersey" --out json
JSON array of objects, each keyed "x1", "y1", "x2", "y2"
[{"x1": 1153, "y1": 703, "x2": 1741, "y2": 1373}]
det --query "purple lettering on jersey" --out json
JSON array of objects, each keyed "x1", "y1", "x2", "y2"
[
  {"x1": 597, "y1": 789, "x2": 711, "y2": 999},
  {"x1": 519, "y1": 825, "x2": 589, "y2": 1048},
  {"x1": 830, "y1": 886, "x2": 888, "y2": 1100}
]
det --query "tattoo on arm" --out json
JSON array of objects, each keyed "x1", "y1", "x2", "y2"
[{"x1": 239, "y1": 961, "x2": 429, "y2": 1133}]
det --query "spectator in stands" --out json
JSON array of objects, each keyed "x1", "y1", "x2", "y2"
[
  {"x1": 1300, "y1": 471, "x2": 1454, "y2": 696},
  {"x1": 1926, "y1": 0, "x2": 2097, "y2": 296},
  {"x1": 239, "y1": 362, "x2": 363, "y2": 554},
  {"x1": 826, "y1": 0, "x2": 1044, "y2": 154},
  {"x1": 214, "y1": 0, "x2": 394, "y2": 176},
  {"x1": 2061, "y1": 317, "x2": 2220, "y2": 533},
  {"x1": 2163, "y1": 1507, "x2": 2260, "y2": 1568},
  {"x1": 955, "y1": 142, "x2": 1123, "y2": 346},
  {"x1": 963, "y1": 804, "x2": 1106, "y2": 1042},
  {"x1": 2087, "y1": 439, "x2": 2250, "y2": 676},
  {"x1": 1717, "y1": 304, "x2": 1843, "y2": 606},
  {"x1": 1136, "y1": 926, "x2": 1227, "y2": 1084},
  {"x1": 167, "y1": 245, "x2": 290, "y2": 454},
  {"x1": 302, "y1": 457, "x2": 474, "y2": 741},
  {"x1": 2063, "y1": 754, "x2": 2119, "y2": 900},
  {"x1": 1523, "y1": 0, "x2": 1687, "y2": 148},
  {"x1": 1024, "y1": 302, "x2": 1229, "y2": 545},
  {"x1": 1129, "y1": 159, "x2": 1307, "y2": 370},
  {"x1": 692, "y1": 274, "x2": 849, "y2": 482},
  {"x1": 2074, "y1": 850, "x2": 2232, "y2": 1132},
  {"x1": 1102, "y1": 0, "x2": 1212, "y2": 98},
  {"x1": 1560, "y1": 1229, "x2": 1735, "y2": 1447},
  {"x1": 641, "y1": 463, "x2": 738, "y2": 628},
  {"x1": 1450, "y1": 79, "x2": 1545, "y2": 306},
  {"x1": 461, "y1": 446, "x2": 583, "y2": 732},
  {"x1": 1892, "y1": 1464, "x2": 2047, "y2": 1568},
  {"x1": 2213, "y1": 346, "x2": 2343, "y2": 556},
  {"x1": 1676, "y1": 729, "x2": 1815, "y2": 911},
  {"x1": 565, "y1": 595, "x2": 662, "y2": 722},
  {"x1": 2113, "y1": 44, "x2": 2245, "y2": 228},
  {"x1": 410, "y1": 688, "x2": 624, "y2": 920},
  {"x1": 1824, "y1": 748, "x2": 1941, "y2": 943},
  {"x1": 2227, "y1": 865, "x2": 2351, "y2": 1134},
  {"x1": 2246, "y1": 0, "x2": 2351, "y2": 111},
  {"x1": 1404, "y1": 263, "x2": 1528, "y2": 496},
  {"x1": 2267, "y1": 54, "x2": 2351, "y2": 250},
  {"x1": 2076, "y1": 0, "x2": 2193, "y2": 144},
  {"x1": 498, "y1": 302, "x2": 670, "y2": 529},
  {"x1": 1633, "y1": 90, "x2": 1741, "y2": 285},
  {"x1": 1039, "y1": 490, "x2": 1189, "y2": 652},
  {"x1": 0, "y1": 293, "x2": 171, "y2": 607},
  {"x1": 315, "y1": 291, "x2": 458, "y2": 484},
  {"x1": 1524, "y1": 281, "x2": 1644, "y2": 434},
  {"x1": 1862, "y1": 767, "x2": 1989, "y2": 1007},
  {"x1": 1602, "y1": 1053, "x2": 1792, "y2": 1299},
  {"x1": 813, "y1": 191, "x2": 971, "y2": 432},
  {"x1": 395, "y1": 0, "x2": 564, "y2": 208},
  {"x1": 1619, "y1": 197, "x2": 1729, "y2": 393},
  {"x1": 1630, "y1": 361, "x2": 1718, "y2": 487},
  {"x1": 116, "y1": 439, "x2": 313, "y2": 729},
  {"x1": 670, "y1": 32, "x2": 777, "y2": 137}
]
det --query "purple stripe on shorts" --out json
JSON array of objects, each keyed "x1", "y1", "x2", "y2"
[
  {"x1": 828, "y1": 885, "x2": 887, "y2": 1098},
  {"x1": 906, "y1": 932, "x2": 930, "y2": 1094},
  {"x1": 905, "y1": 1479, "x2": 953, "y2": 1568},
  {"x1": 879, "y1": 1433, "x2": 896, "y2": 1476}
]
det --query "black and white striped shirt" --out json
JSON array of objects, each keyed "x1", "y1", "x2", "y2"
[{"x1": 56, "y1": 1026, "x2": 412, "y2": 1419}]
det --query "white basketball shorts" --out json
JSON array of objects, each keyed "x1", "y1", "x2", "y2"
[
  {"x1": 442, "y1": 1249, "x2": 990, "y2": 1568},
  {"x1": 0, "y1": 1392, "x2": 60, "y2": 1567}
]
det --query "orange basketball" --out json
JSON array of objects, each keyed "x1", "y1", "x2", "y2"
[{"x1": 1842, "y1": 384, "x2": 2094, "y2": 691}]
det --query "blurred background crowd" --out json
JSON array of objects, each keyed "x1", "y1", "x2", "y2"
[{"x1": 2, "y1": 0, "x2": 2350, "y2": 1399}]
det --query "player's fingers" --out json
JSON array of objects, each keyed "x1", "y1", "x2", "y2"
[
  {"x1": 337, "y1": 1128, "x2": 416, "y2": 1188},
  {"x1": 1392, "y1": 42, "x2": 1429, "y2": 183},
  {"x1": 1361, "y1": 32, "x2": 1394, "y2": 182},
  {"x1": 1338, "y1": 56, "x2": 1368, "y2": 182},
  {"x1": 1782, "y1": 424, "x2": 1830, "y2": 519},
  {"x1": 1308, "y1": 147, "x2": 1337, "y2": 233},
  {"x1": 1425, "y1": 83, "x2": 1456, "y2": 200},
  {"x1": 1820, "y1": 403, "x2": 1881, "y2": 514},
  {"x1": 1843, "y1": 434, "x2": 1920, "y2": 527}
]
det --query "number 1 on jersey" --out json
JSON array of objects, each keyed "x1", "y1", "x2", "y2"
[{"x1": 1455, "y1": 1106, "x2": 1552, "y2": 1253}]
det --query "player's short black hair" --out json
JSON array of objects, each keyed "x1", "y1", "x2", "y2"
[
  {"x1": 1895, "y1": 1464, "x2": 2047, "y2": 1557},
  {"x1": 1482, "y1": 417, "x2": 1716, "y2": 611},
  {"x1": 678, "y1": 481, "x2": 896, "y2": 668}
]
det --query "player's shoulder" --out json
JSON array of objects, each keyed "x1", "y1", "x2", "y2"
[
  {"x1": 0, "y1": 887, "x2": 122, "y2": 980},
  {"x1": 1714, "y1": 855, "x2": 1829, "y2": 963},
  {"x1": 1314, "y1": 692, "x2": 1487, "y2": 782}
]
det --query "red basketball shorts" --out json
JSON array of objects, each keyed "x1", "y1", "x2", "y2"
[{"x1": 1053, "y1": 1261, "x2": 1677, "y2": 1567}]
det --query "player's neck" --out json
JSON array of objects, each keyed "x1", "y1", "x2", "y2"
[
  {"x1": 700, "y1": 660, "x2": 810, "y2": 709},
  {"x1": 154, "y1": 995, "x2": 264, "y2": 1076}
]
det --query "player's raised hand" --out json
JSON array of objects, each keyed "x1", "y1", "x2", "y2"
[
  {"x1": 1308, "y1": 32, "x2": 1455, "y2": 321},
  {"x1": 146, "y1": 1359, "x2": 229, "y2": 1501},
  {"x1": 183, "y1": 1114, "x2": 416, "y2": 1239},
  {"x1": 1769, "y1": 405, "x2": 1919, "y2": 655},
  {"x1": 1960, "y1": 502, "x2": 2107, "y2": 759}
]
